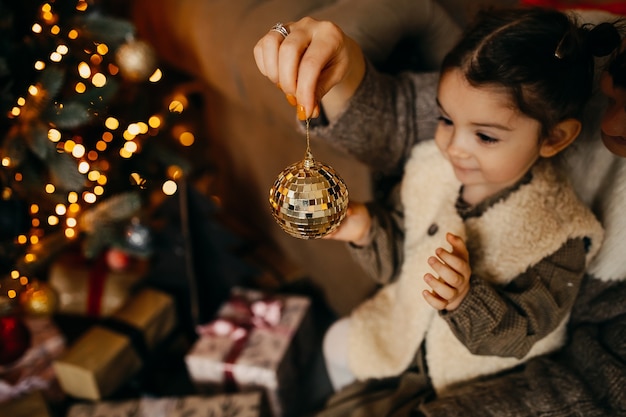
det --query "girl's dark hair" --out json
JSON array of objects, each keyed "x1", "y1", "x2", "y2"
[
  {"x1": 441, "y1": 6, "x2": 621, "y2": 138},
  {"x1": 607, "y1": 42, "x2": 626, "y2": 89}
]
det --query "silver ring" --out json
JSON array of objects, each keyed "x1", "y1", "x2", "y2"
[{"x1": 271, "y1": 22, "x2": 289, "y2": 39}]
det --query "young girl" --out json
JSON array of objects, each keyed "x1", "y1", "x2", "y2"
[{"x1": 255, "y1": 6, "x2": 617, "y2": 401}]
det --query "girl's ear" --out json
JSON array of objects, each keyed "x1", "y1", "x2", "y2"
[{"x1": 539, "y1": 119, "x2": 582, "y2": 157}]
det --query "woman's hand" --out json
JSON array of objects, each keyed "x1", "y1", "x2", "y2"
[
  {"x1": 253, "y1": 17, "x2": 366, "y2": 122},
  {"x1": 323, "y1": 202, "x2": 372, "y2": 246},
  {"x1": 423, "y1": 233, "x2": 471, "y2": 311}
]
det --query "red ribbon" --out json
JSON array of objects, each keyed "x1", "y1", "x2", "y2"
[
  {"x1": 195, "y1": 295, "x2": 283, "y2": 390},
  {"x1": 86, "y1": 252, "x2": 109, "y2": 317}
]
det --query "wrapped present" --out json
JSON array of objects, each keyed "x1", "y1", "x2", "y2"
[
  {"x1": 0, "y1": 390, "x2": 52, "y2": 417},
  {"x1": 48, "y1": 250, "x2": 148, "y2": 317},
  {"x1": 52, "y1": 287, "x2": 176, "y2": 400},
  {"x1": 184, "y1": 287, "x2": 315, "y2": 417},
  {"x1": 0, "y1": 317, "x2": 65, "y2": 404},
  {"x1": 66, "y1": 392, "x2": 269, "y2": 417}
]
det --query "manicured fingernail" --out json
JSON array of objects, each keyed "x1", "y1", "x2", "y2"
[
  {"x1": 312, "y1": 105, "x2": 320, "y2": 118},
  {"x1": 276, "y1": 82, "x2": 282, "y2": 90},
  {"x1": 286, "y1": 94, "x2": 297, "y2": 107},
  {"x1": 297, "y1": 104, "x2": 307, "y2": 121}
]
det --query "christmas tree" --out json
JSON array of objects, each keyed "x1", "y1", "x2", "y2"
[{"x1": 0, "y1": 0, "x2": 201, "y2": 316}]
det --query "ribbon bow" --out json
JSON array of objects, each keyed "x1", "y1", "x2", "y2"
[{"x1": 195, "y1": 294, "x2": 284, "y2": 390}]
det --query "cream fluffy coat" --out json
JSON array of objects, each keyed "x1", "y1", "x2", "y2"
[{"x1": 348, "y1": 140, "x2": 604, "y2": 391}]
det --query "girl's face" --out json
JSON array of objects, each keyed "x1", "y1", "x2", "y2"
[
  {"x1": 600, "y1": 71, "x2": 626, "y2": 158},
  {"x1": 435, "y1": 69, "x2": 546, "y2": 205}
]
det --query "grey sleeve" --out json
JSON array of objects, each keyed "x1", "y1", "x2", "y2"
[
  {"x1": 346, "y1": 185, "x2": 405, "y2": 285},
  {"x1": 441, "y1": 238, "x2": 587, "y2": 358},
  {"x1": 309, "y1": 61, "x2": 441, "y2": 177}
]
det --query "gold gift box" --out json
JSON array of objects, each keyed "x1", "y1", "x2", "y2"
[
  {"x1": 52, "y1": 287, "x2": 176, "y2": 400},
  {"x1": 0, "y1": 391, "x2": 52, "y2": 417},
  {"x1": 48, "y1": 251, "x2": 148, "y2": 317}
]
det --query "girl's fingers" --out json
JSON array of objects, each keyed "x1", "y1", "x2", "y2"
[
  {"x1": 422, "y1": 288, "x2": 448, "y2": 310},
  {"x1": 424, "y1": 272, "x2": 456, "y2": 301},
  {"x1": 434, "y1": 249, "x2": 470, "y2": 282},
  {"x1": 428, "y1": 255, "x2": 464, "y2": 289},
  {"x1": 447, "y1": 233, "x2": 470, "y2": 262}
]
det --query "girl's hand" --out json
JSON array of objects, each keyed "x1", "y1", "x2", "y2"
[
  {"x1": 323, "y1": 202, "x2": 372, "y2": 246},
  {"x1": 253, "y1": 17, "x2": 366, "y2": 122},
  {"x1": 423, "y1": 233, "x2": 471, "y2": 311}
]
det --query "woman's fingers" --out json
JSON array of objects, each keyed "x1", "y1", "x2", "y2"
[
  {"x1": 253, "y1": 29, "x2": 283, "y2": 83},
  {"x1": 253, "y1": 17, "x2": 354, "y2": 120}
]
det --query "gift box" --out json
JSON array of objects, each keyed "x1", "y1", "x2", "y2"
[
  {"x1": 65, "y1": 392, "x2": 269, "y2": 417},
  {"x1": 52, "y1": 287, "x2": 176, "y2": 400},
  {"x1": 48, "y1": 250, "x2": 148, "y2": 317},
  {"x1": 184, "y1": 287, "x2": 314, "y2": 417},
  {"x1": 0, "y1": 317, "x2": 66, "y2": 404},
  {"x1": 0, "y1": 390, "x2": 52, "y2": 417}
]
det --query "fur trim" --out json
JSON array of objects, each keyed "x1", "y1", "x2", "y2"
[
  {"x1": 427, "y1": 158, "x2": 603, "y2": 391},
  {"x1": 348, "y1": 141, "x2": 464, "y2": 378}
]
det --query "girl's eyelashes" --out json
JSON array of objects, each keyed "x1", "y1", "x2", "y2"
[
  {"x1": 477, "y1": 133, "x2": 499, "y2": 144},
  {"x1": 437, "y1": 115, "x2": 453, "y2": 126},
  {"x1": 436, "y1": 114, "x2": 499, "y2": 144}
]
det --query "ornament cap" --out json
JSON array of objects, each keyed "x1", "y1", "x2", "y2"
[{"x1": 303, "y1": 151, "x2": 315, "y2": 168}]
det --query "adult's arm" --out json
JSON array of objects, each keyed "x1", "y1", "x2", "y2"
[
  {"x1": 418, "y1": 276, "x2": 626, "y2": 417},
  {"x1": 133, "y1": 0, "x2": 459, "y2": 126},
  {"x1": 310, "y1": 61, "x2": 441, "y2": 177}
]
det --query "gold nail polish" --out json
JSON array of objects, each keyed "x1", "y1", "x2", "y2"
[
  {"x1": 312, "y1": 105, "x2": 320, "y2": 119},
  {"x1": 286, "y1": 94, "x2": 297, "y2": 107},
  {"x1": 297, "y1": 104, "x2": 307, "y2": 121}
]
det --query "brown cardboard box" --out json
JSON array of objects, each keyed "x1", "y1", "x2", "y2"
[{"x1": 53, "y1": 288, "x2": 176, "y2": 400}]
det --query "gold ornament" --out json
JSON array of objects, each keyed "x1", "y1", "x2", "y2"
[
  {"x1": 19, "y1": 281, "x2": 58, "y2": 316},
  {"x1": 269, "y1": 120, "x2": 349, "y2": 239},
  {"x1": 115, "y1": 39, "x2": 158, "y2": 82}
]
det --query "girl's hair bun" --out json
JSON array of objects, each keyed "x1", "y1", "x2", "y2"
[{"x1": 587, "y1": 22, "x2": 621, "y2": 57}]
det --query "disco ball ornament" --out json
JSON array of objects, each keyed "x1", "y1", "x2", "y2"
[{"x1": 269, "y1": 124, "x2": 349, "y2": 239}]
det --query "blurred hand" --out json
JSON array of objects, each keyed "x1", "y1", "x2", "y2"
[{"x1": 323, "y1": 201, "x2": 372, "y2": 246}]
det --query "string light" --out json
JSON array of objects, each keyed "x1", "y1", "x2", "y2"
[{"x1": 1, "y1": 0, "x2": 200, "y2": 300}]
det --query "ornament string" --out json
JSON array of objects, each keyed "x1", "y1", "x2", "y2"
[{"x1": 304, "y1": 119, "x2": 313, "y2": 168}]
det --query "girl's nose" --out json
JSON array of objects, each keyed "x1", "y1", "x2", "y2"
[{"x1": 447, "y1": 135, "x2": 471, "y2": 159}]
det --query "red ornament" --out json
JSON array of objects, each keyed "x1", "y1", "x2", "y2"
[
  {"x1": 105, "y1": 247, "x2": 131, "y2": 271},
  {"x1": 0, "y1": 315, "x2": 31, "y2": 365}
]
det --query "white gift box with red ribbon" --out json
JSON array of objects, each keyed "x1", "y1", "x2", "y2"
[
  {"x1": 184, "y1": 287, "x2": 314, "y2": 417},
  {"x1": 66, "y1": 392, "x2": 267, "y2": 417}
]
